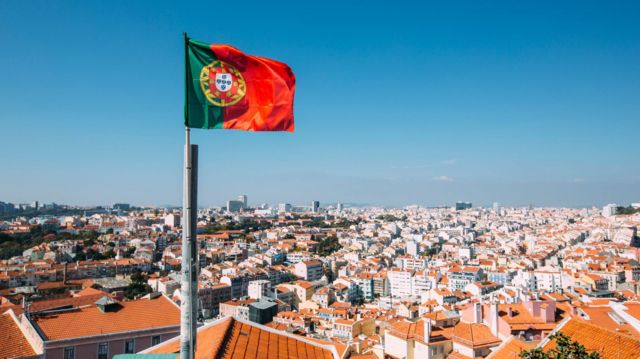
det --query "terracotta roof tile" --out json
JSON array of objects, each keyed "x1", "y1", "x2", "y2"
[
  {"x1": 452, "y1": 322, "x2": 501, "y2": 348},
  {"x1": 33, "y1": 295, "x2": 179, "y2": 340},
  {"x1": 0, "y1": 312, "x2": 37, "y2": 358},
  {"x1": 543, "y1": 319, "x2": 640, "y2": 359},
  {"x1": 488, "y1": 336, "x2": 536, "y2": 359},
  {"x1": 148, "y1": 317, "x2": 338, "y2": 359}
]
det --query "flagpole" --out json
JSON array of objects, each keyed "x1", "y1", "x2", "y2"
[{"x1": 180, "y1": 32, "x2": 198, "y2": 359}]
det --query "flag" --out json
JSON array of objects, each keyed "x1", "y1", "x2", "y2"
[{"x1": 185, "y1": 37, "x2": 295, "y2": 132}]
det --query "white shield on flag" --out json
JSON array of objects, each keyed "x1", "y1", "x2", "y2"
[{"x1": 215, "y1": 73, "x2": 233, "y2": 92}]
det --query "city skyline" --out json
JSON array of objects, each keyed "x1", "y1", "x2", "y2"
[{"x1": 2, "y1": 0, "x2": 640, "y2": 207}]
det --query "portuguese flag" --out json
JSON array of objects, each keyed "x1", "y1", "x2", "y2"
[{"x1": 185, "y1": 36, "x2": 295, "y2": 132}]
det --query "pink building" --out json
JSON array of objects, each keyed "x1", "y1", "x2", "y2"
[{"x1": 1, "y1": 294, "x2": 180, "y2": 359}]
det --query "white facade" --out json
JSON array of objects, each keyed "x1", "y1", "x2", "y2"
[
  {"x1": 388, "y1": 269, "x2": 413, "y2": 298},
  {"x1": 248, "y1": 280, "x2": 271, "y2": 300}
]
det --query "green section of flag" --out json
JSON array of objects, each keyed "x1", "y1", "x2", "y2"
[{"x1": 184, "y1": 38, "x2": 224, "y2": 129}]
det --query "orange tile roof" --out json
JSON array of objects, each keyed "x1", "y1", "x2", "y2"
[
  {"x1": 623, "y1": 301, "x2": 640, "y2": 320},
  {"x1": 452, "y1": 322, "x2": 501, "y2": 349},
  {"x1": 148, "y1": 316, "x2": 338, "y2": 359},
  {"x1": 0, "y1": 312, "x2": 37, "y2": 358},
  {"x1": 543, "y1": 318, "x2": 640, "y2": 359},
  {"x1": 2, "y1": 292, "x2": 106, "y2": 316},
  {"x1": 386, "y1": 319, "x2": 452, "y2": 345},
  {"x1": 33, "y1": 295, "x2": 179, "y2": 340},
  {"x1": 488, "y1": 336, "x2": 536, "y2": 359},
  {"x1": 577, "y1": 306, "x2": 640, "y2": 337}
]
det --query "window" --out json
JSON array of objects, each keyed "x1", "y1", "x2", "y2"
[
  {"x1": 125, "y1": 339, "x2": 135, "y2": 354},
  {"x1": 64, "y1": 347, "x2": 75, "y2": 359},
  {"x1": 97, "y1": 342, "x2": 108, "y2": 359},
  {"x1": 151, "y1": 335, "x2": 161, "y2": 346}
]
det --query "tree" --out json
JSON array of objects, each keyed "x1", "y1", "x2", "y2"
[
  {"x1": 317, "y1": 236, "x2": 342, "y2": 256},
  {"x1": 125, "y1": 270, "x2": 152, "y2": 299},
  {"x1": 520, "y1": 333, "x2": 601, "y2": 359}
]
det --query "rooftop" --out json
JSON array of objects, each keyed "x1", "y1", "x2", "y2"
[
  {"x1": 32, "y1": 294, "x2": 179, "y2": 340},
  {"x1": 147, "y1": 316, "x2": 339, "y2": 359}
]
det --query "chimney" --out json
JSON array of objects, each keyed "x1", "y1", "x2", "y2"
[
  {"x1": 507, "y1": 306, "x2": 513, "y2": 318},
  {"x1": 423, "y1": 318, "x2": 432, "y2": 344},
  {"x1": 490, "y1": 302, "x2": 499, "y2": 337},
  {"x1": 473, "y1": 302, "x2": 482, "y2": 323}
]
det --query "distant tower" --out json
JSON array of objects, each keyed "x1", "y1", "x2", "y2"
[
  {"x1": 312, "y1": 201, "x2": 320, "y2": 213},
  {"x1": 238, "y1": 195, "x2": 248, "y2": 209}
]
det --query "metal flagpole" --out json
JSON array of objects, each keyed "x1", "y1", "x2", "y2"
[
  {"x1": 180, "y1": 126, "x2": 198, "y2": 359},
  {"x1": 180, "y1": 32, "x2": 199, "y2": 359}
]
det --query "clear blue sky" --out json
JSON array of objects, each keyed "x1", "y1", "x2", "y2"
[{"x1": 1, "y1": 0, "x2": 639, "y2": 208}]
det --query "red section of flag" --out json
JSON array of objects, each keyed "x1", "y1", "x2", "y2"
[{"x1": 210, "y1": 45, "x2": 295, "y2": 132}]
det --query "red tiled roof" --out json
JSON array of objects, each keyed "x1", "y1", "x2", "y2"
[
  {"x1": 543, "y1": 318, "x2": 640, "y2": 359},
  {"x1": 0, "y1": 312, "x2": 37, "y2": 358},
  {"x1": 452, "y1": 322, "x2": 501, "y2": 348},
  {"x1": 148, "y1": 316, "x2": 338, "y2": 359},
  {"x1": 33, "y1": 295, "x2": 179, "y2": 340}
]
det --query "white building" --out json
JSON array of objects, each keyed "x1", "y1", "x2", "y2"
[
  {"x1": 388, "y1": 269, "x2": 413, "y2": 298},
  {"x1": 248, "y1": 280, "x2": 271, "y2": 300},
  {"x1": 164, "y1": 214, "x2": 180, "y2": 228},
  {"x1": 603, "y1": 203, "x2": 618, "y2": 217}
]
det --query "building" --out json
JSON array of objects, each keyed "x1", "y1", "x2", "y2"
[
  {"x1": 0, "y1": 294, "x2": 180, "y2": 359},
  {"x1": 278, "y1": 203, "x2": 292, "y2": 213},
  {"x1": 226, "y1": 200, "x2": 244, "y2": 213},
  {"x1": 406, "y1": 240, "x2": 419, "y2": 257},
  {"x1": 294, "y1": 260, "x2": 324, "y2": 281},
  {"x1": 219, "y1": 298, "x2": 256, "y2": 321},
  {"x1": 164, "y1": 214, "x2": 180, "y2": 228},
  {"x1": 388, "y1": 269, "x2": 413, "y2": 298},
  {"x1": 455, "y1": 201, "x2": 472, "y2": 210},
  {"x1": 238, "y1": 194, "x2": 248, "y2": 209},
  {"x1": 384, "y1": 318, "x2": 453, "y2": 359},
  {"x1": 536, "y1": 318, "x2": 640, "y2": 359},
  {"x1": 603, "y1": 203, "x2": 618, "y2": 217},
  {"x1": 113, "y1": 203, "x2": 130, "y2": 211},
  {"x1": 311, "y1": 200, "x2": 320, "y2": 213},
  {"x1": 248, "y1": 299, "x2": 278, "y2": 324},
  {"x1": 248, "y1": 279, "x2": 271, "y2": 300},
  {"x1": 144, "y1": 316, "x2": 342, "y2": 359}
]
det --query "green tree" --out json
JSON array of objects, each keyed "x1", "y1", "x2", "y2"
[
  {"x1": 317, "y1": 236, "x2": 342, "y2": 256},
  {"x1": 520, "y1": 333, "x2": 601, "y2": 359},
  {"x1": 125, "y1": 270, "x2": 152, "y2": 299}
]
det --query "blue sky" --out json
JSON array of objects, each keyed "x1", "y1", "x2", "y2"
[{"x1": 1, "y1": 0, "x2": 639, "y2": 208}]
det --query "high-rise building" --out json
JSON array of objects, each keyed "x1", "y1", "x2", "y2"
[
  {"x1": 113, "y1": 203, "x2": 130, "y2": 211},
  {"x1": 238, "y1": 195, "x2": 248, "y2": 209},
  {"x1": 278, "y1": 203, "x2": 292, "y2": 213},
  {"x1": 336, "y1": 202, "x2": 344, "y2": 211},
  {"x1": 311, "y1": 200, "x2": 320, "y2": 213},
  {"x1": 227, "y1": 200, "x2": 244, "y2": 213},
  {"x1": 455, "y1": 201, "x2": 472, "y2": 211}
]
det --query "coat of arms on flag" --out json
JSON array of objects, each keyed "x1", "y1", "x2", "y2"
[{"x1": 199, "y1": 60, "x2": 246, "y2": 107}]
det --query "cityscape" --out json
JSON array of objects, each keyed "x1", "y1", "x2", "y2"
[
  {"x1": 2, "y1": 1, "x2": 640, "y2": 359},
  {"x1": 1, "y1": 198, "x2": 639, "y2": 358}
]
